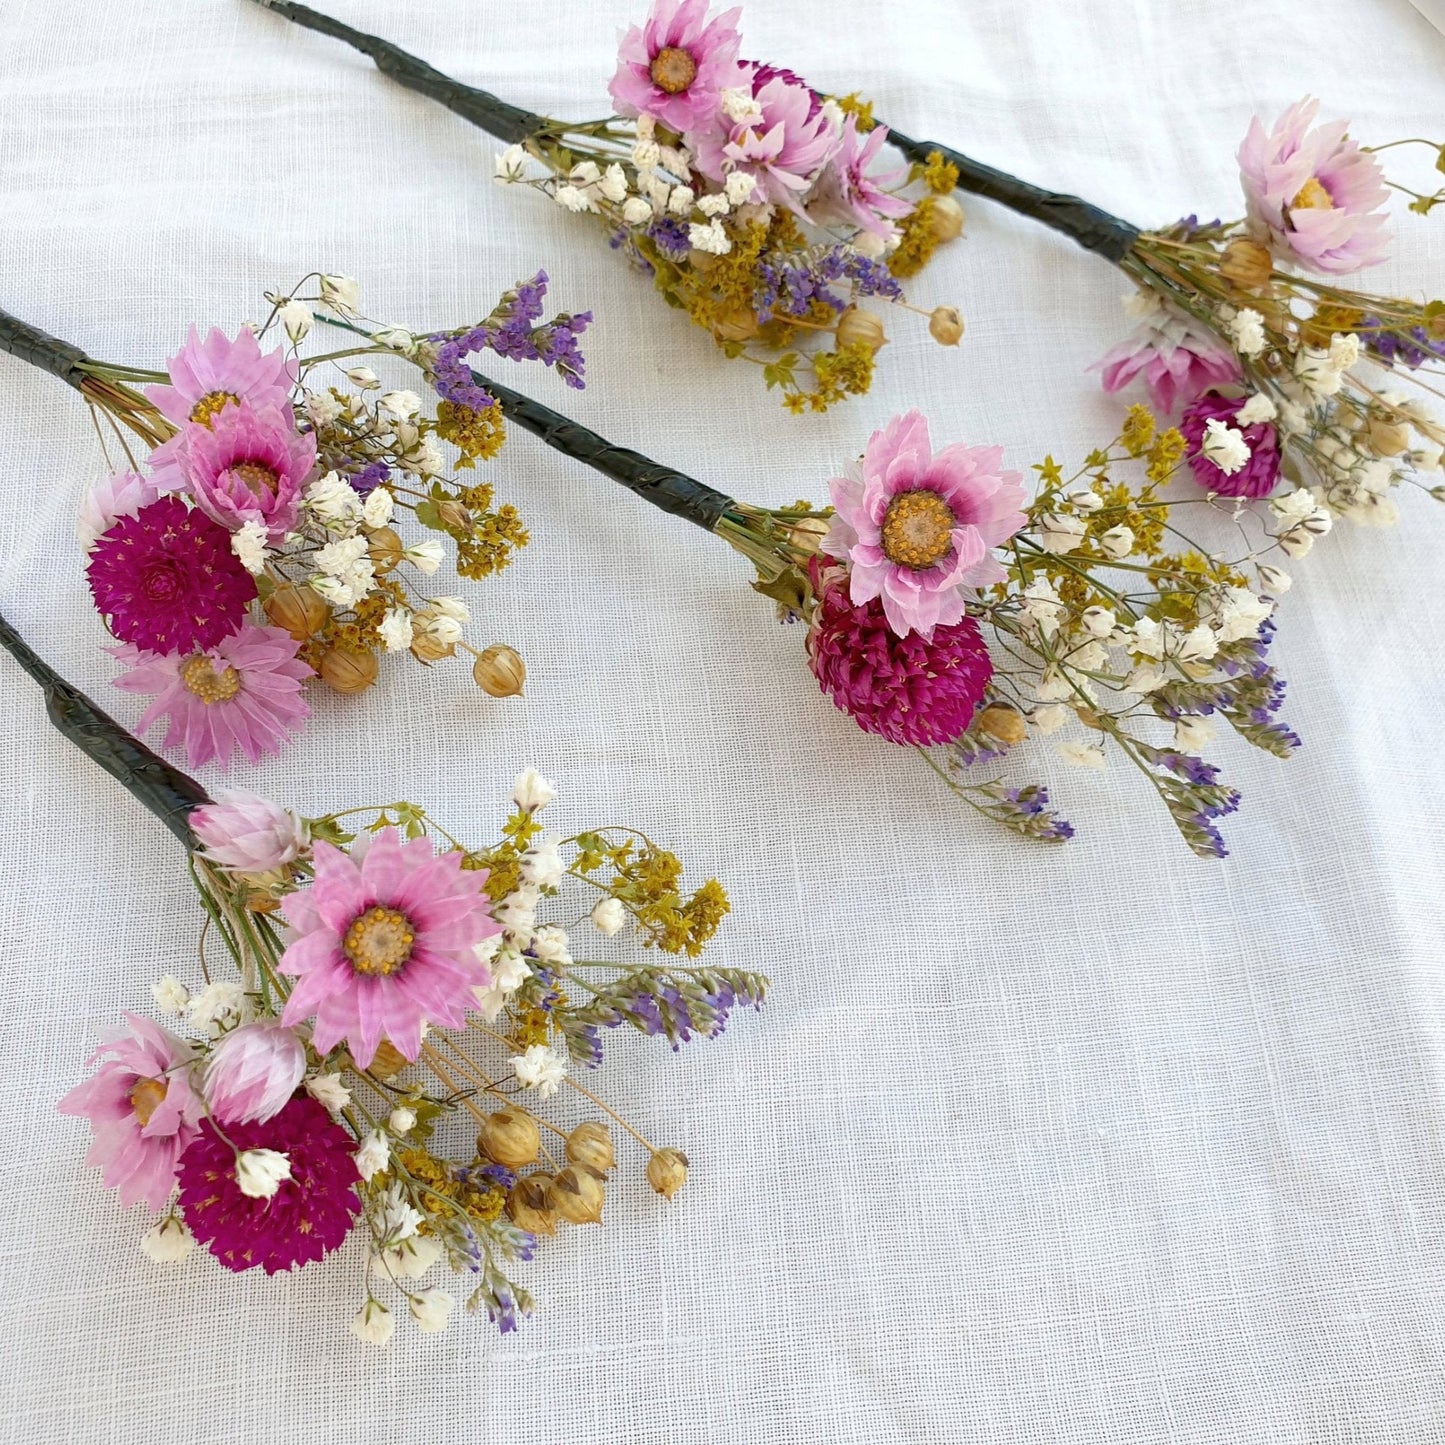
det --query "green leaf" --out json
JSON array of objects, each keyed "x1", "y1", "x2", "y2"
[{"x1": 414, "y1": 499, "x2": 444, "y2": 531}]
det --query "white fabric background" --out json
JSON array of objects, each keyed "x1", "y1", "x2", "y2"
[{"x1": 2, "y1": 0, "x2": 1444, "y2": 1440}]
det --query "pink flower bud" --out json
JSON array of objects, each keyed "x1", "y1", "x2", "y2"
[
  {"x1": 191, "y1": 790, "x2": 308, "y2": 874},
  {"x1": 203, "y1": 1023, "x2": 307, "y2": 1125}
]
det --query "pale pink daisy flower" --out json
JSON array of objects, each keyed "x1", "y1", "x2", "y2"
[
  {"x1": 1238, "y1": 97, "x2": 1391, "y2": 275},
  {"x1": 822, "y1": 410, "x2": 1026, "y2": 640},
  {"x1": 111, "y1": 623, "x2": 312, "y2": 770},
  {"x1": 58, "y1": 1013, "x2": 203, "y2": 1211},
  {"x1": 695, "y1": 63, "x2": 838, "y2": 215},
  {"x1": 608, "y1": 0, "x2": 743, "y2": 136},
  {"x1": 145, "y1": 325, "x2": 296, "y2": 430},
  {"x1": 811, "y1": 116, "x2": 911, "y2": 240},
  {"x1": 277, "y1": 829, "x2": 501, "y2": 1069},
  {"x1": 181, "y1": 401, "x2": 316, "y2": 544}
]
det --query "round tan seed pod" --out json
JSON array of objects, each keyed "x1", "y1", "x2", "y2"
[
  {"x1": 835, "y1": 306, "x2": 888, "y2": 355},
  {"x1": 263, "y1": 583, "x2": 331, "y2": 642},
  {"x1": 646, "y1": 1147, "x2": 689, "y2": 1200},
  {"x1": 1219, "y1": 237, "x2": 1274, "y2": 291},
  {"x1": 436, "y1": 499, "x2": 472, "y2": 532},
  {"x1": 478, "y1": 1108, "x2": 541, "y2": 1169},
  {"x1": 788, "y1": 517, "x2": 833, "y2": 555},
  {"x1": 472, "y1": 644, "x2": 526, "y2": 698},
  {"x1": 976, "y1": 703, "x2": 1028, "y2": 745},
  {"x1": 506, "y1": 1175, "x2": 557, "y2": 1236},
  {"x1": 928, "y1": 193, "x2": 965, "y2": 244},
  {"x1": 319, "y1": 644, "x2": 379, "y2": 695},
  {"x1": 713, "y1": 305, "x2": 760, "y2": 342},
  {"x1": 366, "y1": 526, "x2": 405, "y2": 572},
  {"x1": 565, "y1": 1122, "x2": 616, "y2": 1175},
  {"x1": 367, "y1": 1040, "x2": 409, "y2": 1080},
  {"x1": 547, "y1": 1166, "x2": 606, "y2": 1225},
  {"x1": 928, "y1": 306, "x2": 965, "y2": 347}
]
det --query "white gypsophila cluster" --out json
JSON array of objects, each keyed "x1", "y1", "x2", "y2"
[
  {"x1": 1227, "y1": 306, "x2": 1268, "y2": 357},
  {"x1": 1200, "y1": 418, "x2": 1251, "y2": 476},
  {"x1": 372, "y1": 1182, "x2": 425, "y2": 1248},
  {"x1": 310, "y1": 534, "x2": 375, "y2": 607},
  {"x1": 512, "y1": 1043, "x2": 568, "y2": 1099},
  {"x1": 303, "y1": 471, "x2": 363, "y2": 534},
  {"x1": 235, "y1": 1148, "x2": 291, "y2": 1200},
  {"x1": 187, "y1": 980, "x2": 249, "y2": 1038},
  {"x1": 1270, "y1": 487, "x2": 1335, "y2": 557},
  {"x1": 151, "y1": 974, "x2": 190, "y2": 1016},
  {"x1": 229, "y1": 520, "x2": 269, "y2": 576},
  {"x1": 361, "y1": 486, "x2": 393, "y2": 528},
  {"x1": 377, "y1": 608, "x2": 414, "y2": 654},
  {"x1": 318, "y1": 274, "x2": 360, "y2": 318},
  {"x1": 354, "y1": 1131, "x2": 389, "y2": 1182},
  {"x1": 408, "y1": 1289, "x2": 456, "y2": 1335},
  {"x1": 305, "y1": 1072, "x2": 351, "y2": 1115},
  {"x1": 382, "y1": 1234, "x2": 442, "y2": 1282}
]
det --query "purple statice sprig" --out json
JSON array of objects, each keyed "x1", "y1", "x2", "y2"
[
  {"x1": 425, "y1": 271, "x2": 593, "y2": 412},
  {"x1": 754, "y1": 244, "x2": 902, "y2": 325},
  {"x1": 561, "y1": 965, "x2": 768, "y2": 1059},
  {"x1": 1135, "y1": 742, "x2": 1242, "y2": 859},
  {"x1": 958, "y1": 779, "x2": 1075, "y2": 843},
  {"x1": 1360, "y1": 314, "x2": 1445, "y2": 370},
  {"x1": 467, "y1": 1225, "x2": 537, "y2": 1335}
]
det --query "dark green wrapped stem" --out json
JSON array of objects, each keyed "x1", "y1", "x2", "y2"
[
  {"x1": 0, "y1": 308, "x2": 89, "y2": 390},
  {"x1": 0, "y1": 612, "x2": 209, "y2": 846},
  {"x1": 885, "y1": 127, "x2": 1141, "y2": 263},
  {"x1": 246, "y1": 0, "x2": 544, "y2": 145},
  {"x1": 473, "y1": 369, "x2": 737, "y2": 532}
]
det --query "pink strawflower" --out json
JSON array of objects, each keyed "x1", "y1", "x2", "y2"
[
  {"x1": 609, "y1": 0, "x2": 743, "y2": 136},
  {"x1": 696, "y1": 63, "x2": 838, "y2": 214},
  {"x1": 1094, "y1": 308, "x2": 1242, "y2": 415},
  {"x1": 181, "y1": 401, "x2": 315, "y2": 543},
  {"x1": 821, "y1": 410, "x2": 1026, "y2": 640},
  {"x1": 78, "y1": 470, "x2": 160, "y2": 552},
  {"x1": 1238, "y1": 97, "x2": 1390, "y2": 275},
  {"x1": 111, "y1": 623, "x2": 312, "y2": 771},
  {"x1": 57, "y1": 1013, "x2": 202, "y2": 1211},
  {"x1": 145, "y1": 325, "x2": 295, "y2": 430},
  {"x1": 202, "y1": 1023, "x2": 307, "y2": 1125},
  {"x1": 811, "y1": 116, "x2": 911, "y2": 239},
  {"x1": 278, "y1": 828, "x2": 501, "y2": 1069},
  {"x1": 191, "y1": 790, "x2": 309, "y2": 873},
  {"x1": 1180, "y1": 392, "x2": 1283, "y2": 498},
  {"x1": 806, "y1": 568, "x2": 994, "y2": 746},
  {"x1": 86, "y1": 496, "x2": 256, "y2": 656},
  {"x1": 176, "y1": 1095, "x2": 360, "y2": 1274}
]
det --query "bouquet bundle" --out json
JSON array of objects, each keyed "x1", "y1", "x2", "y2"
[
  {"x1": 0, "y1": 609, "x2": 762, "y2": 1341},
  {"x1": 246, "y1": 0, "x2": 1444, "y2": 521},
  {"x1": 420, "y1": 353, "x2": 1301, "y2": 858},
  {"x1": 0, "y1": 272, "x2": 591, "y2": 767},
  {"x1": 248, "y1": 0, "x2": 968, "y2": 413}
]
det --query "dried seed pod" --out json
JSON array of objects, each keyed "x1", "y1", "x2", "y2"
[
  {"x1": 367, "y1": 1040, "x2": 408, "y2": 1080},
  {"x1": 1368, "y1": 417, "x2": 1410, "y2": 457},
  {"x1": 647, "y1": 1147, "x2": 688, "y2": 1200},
  {"x1": 713, "y1": 305, "x2": 760, "y2": 342},
  {"x1": 565, "y1": 1122, "x2": 616, "y2": 1175},
  {"x1": 788, "y1": 516, "x2": 833, "y2": 555},
  {"x1": 472, "y1": 644, "x2": 526, "y2": 698},
  {"x1": 928, "y1": 193, "x2": 965, "y2": 244},
  {"x1": 506, "y1": 1175, "x2": 557, "y2": 1236},
  {"x1": 478, "y1": 1108, "x2": 541, "y2": 1169},
  {"x1": 436, "y1": 499, "x2": 472, "y2": 532},
  {"x1": 366, "y1": 525, "x2": 405, "y2": 571},
  {"x1": 1219, "y1": 237, "x2": 1274, "y2": 291},
  {"x1": 928, "y1": 306, "x2": 965, "y2": 347},
  {"x1": 976, "y1": 703, "x2": 1027, "y2": 745},
  {"x1": 263, "y1": 583, "x2": 331, "y2": 642},
  {"x1": 547, "y1": 1166, "x2": 605, "y2": 1225},
  {"x1": 410, "y1": 630, "x2": 457, "y2": 664},
  {"x1": 318, "y1": 644, "x2": 379, "y2": 695},
  {"x1": 835, "y1": 306, "x2": 887, "y2": 355}
]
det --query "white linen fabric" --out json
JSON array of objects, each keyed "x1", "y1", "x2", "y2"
[{"x1": 2, "y1": 0, "x2": 1444, "y2": 1440}]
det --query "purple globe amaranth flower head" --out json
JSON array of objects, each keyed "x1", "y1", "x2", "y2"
[
  {"x1": 806, "y1": 566, "x2": 994, "y2": 746},
  {"x1": 182, "y1": 401, "x2": 316, "y2": 544},
  {"x1": 191, "y1": 789, "x2": 310, "y2": 874},
  {"x1": 810, "y1": 116, "x2": 912, "y2": 240},
  {"x1": 1180, "y1": 392, "x2": 1283, "y2": 498},
  {"x1": 821, "y1": 410, "x2": 1026, "y2": 640},
  {"x1": 609, "y1": 0, "x2": 743, "y2": 136},
  {"x1": 57, "y1": 1013, "x2": 203, "y2": 1211},
  {"x1": 1238, "y1": 96, "x2": 1390, "y2": 275},
  {"x1": 1094, "y1": 306, "x2": 1241, "y2": 415},
  {"x1": 146, "y1": 325, "x2": 296, "y2": 430},
  {"x1": 695, "y1": 61, "x2": 840, "y2": 216},
  {"x1": 202, "y1": 1023, "x2": 307, "y2": 1126}
]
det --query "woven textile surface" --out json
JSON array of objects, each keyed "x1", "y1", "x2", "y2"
[{"x1": 1, "y1": 0, "x2": 1444, "y2": 1440}]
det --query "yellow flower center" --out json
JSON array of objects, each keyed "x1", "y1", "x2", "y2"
[
  {"x1": 189, "y1": 391, "x2": 242, "y2": 426},
  {"x1": 180, "y1": 654, "x2": 242, "y2": 705},
  {"x1": 231, "y1": 461, "x2": 280, "y2": 498},
  {"x1": 344, "y1": 906, "x2": 416, "y2": 977},
  {"x1": 1290, "y1": 176, "x2": 1334, "y2": 212},
  {"x1": 649, "y1": 46, "x2": 697, "y2": 94},
  {"x1": 129, "y1": 1076, "x2": 168, "y2": 1127},
  {"x1": 881, "y1": 489, "x2": 956, "y2": 570}
]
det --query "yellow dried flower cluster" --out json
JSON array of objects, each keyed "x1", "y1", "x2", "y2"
[
  {"x1": 781, "y1": 342, "x2": 876, "y2": 414},
  {"x1": 888, "y1": 152, "x2": 961, "y2": 280},
  {"x1": 398, "y1": 1147, "x2": 505, "y2": 1226},
  {"x1": 833, "y1": 92, "x2": 877, "y2": 131},
  {"x1": 435, "y1": 399, "x2": 507, "y2": 467}
]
